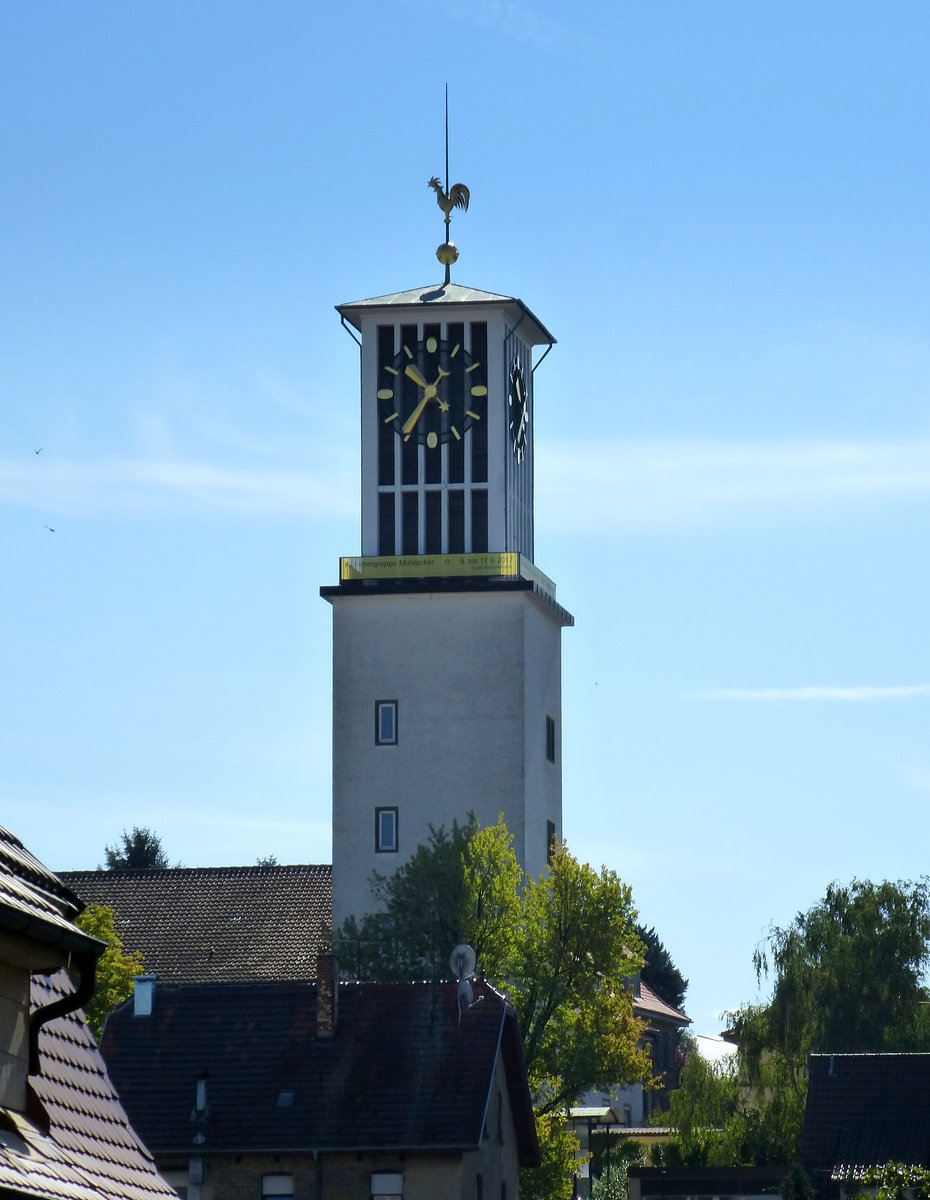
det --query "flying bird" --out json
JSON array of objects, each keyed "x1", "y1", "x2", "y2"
[
  {"x1": 35, "y1": 448, "x2": 43, "y2": 455},
  {"x1": 428, "y1": 177, "x2": 470, "y2": 219},
  {"x1": 45, "y1": 526, "x2": 55, "y2": 533}
]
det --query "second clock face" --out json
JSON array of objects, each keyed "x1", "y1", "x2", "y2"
[
  {"x1": 508, "y1": 360, "x2": 528, "y2": 461},
  {"x1": 378, "y1": 335, "x2": 487, "y2": 449}
]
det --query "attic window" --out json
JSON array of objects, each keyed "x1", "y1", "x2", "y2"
[
  {"x1": 263, "y1": 1174, "x2": 294, "y2": 1199},
  {"x1": 276, "y1": 1089, "x2": 295, "y2": 1108},
  {"x1": 371, "y1": 1173, "x2": 403, "y2": 1199}
]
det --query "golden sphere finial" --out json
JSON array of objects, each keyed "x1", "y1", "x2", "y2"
[{"x1": 436, "y1": 241, "x2": 459, "y2": 267}]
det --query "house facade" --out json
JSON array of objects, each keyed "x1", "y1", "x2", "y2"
[{"x1": 99, "y1": 955, "x2": 538, "y2": 1200}]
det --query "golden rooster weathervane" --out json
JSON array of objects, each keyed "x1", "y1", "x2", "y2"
[{"x1": 429, "y1": 86, "x2": 470, "y2": 286}]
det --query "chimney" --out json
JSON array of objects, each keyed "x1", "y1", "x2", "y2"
[
  {"x1": 316, "y1": 954, "x2": 338, "y2": 1037},
  {"x1": 133, "y1": 974, "x2": 157, "y2": 1016}
]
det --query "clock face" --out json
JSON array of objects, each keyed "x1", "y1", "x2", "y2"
[
  {"x1": 378, "y1": 335, "x2": 487, "y2": 449},
  {"x1": 508, "y1": 360, "x2": 528, "y2": 461}
]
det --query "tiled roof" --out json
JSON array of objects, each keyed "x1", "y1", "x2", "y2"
[
  {"x1": 59, "y1": 865, "x2": 332, "y2": 984},
  {"x1": 1, "y1": 971, "x2": 177, "y2": 1200},
  {"x1": 0, "y1": 824, "x2": 89, "y2": 952},
  {"x1": 636, "y1": 980, "x2": 690, "y2": 1027},
  {"x1": 799, "y1": 1053, "x2": 930, "y2": 1180},
  {"x1": 0, "y1": 824, "x2": 81, "y2": 911},
  {"x1": 100, "y1": 978, "x2": 539, "y2": 1166},
  {"x1": 0, "y1": 823, "x2": 175, "y2": 1200}
]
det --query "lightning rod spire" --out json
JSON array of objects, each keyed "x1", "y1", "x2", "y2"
[{"x1": 428, "y1": 85, "x2": 470, "y2": 286}]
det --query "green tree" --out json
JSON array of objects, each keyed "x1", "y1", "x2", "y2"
[
  {"x1": 663, "y1": 878, "x2": 930, "y2": 1168},
  {"x1": 590, "y1": 1156, "x2": 634, "y2": 1200},
  {"x1": 103, "y1": 826, "x2": 172, "y2": 869},
  {"x1": 858, "y1": 1163, "x2": 930, "y2": 1200},
  {"x1": 658, "y1": 1044, "x2": 800, "y2": 1168},
  {"x1": 736, "y1": 878, "x2": 930, "y2": 1068},
  {"x1": 510, "y1": 844, "x2": 651, "y2": 1115},
  {"x1": 74, "y1": 903, "x2": 143, "y2": 1040},
  {"x1": 335, "y1": 816, "x2": 480, "y2": 979},
  {"x1": 636, "y1": 924, "x2": 688, "y2": 1010},
  {"x1": 334, "y1": 816, "x2": 653, "y2": 1199}
]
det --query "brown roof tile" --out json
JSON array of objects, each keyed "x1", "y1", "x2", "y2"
[
  {"x1": 59, "y1": 865, "x2": 332, "y2": 984},
  {"x1": 635, "y1": 980, "x2": 690, "y2": 1027}
]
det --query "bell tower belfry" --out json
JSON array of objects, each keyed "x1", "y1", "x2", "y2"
[{"x1": 323, "y1": 174, "x2": 573, "y2": 932}]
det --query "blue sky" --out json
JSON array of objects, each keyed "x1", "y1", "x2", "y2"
[{"x1": 3, "y1": 1, "x2": 929, "y2": 1035}]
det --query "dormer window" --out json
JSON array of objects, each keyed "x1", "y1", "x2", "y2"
[
  {"x1": 263, "y1": 1174, "x2": 294, "y2": 1200},
  {"x1": 371, "y1": 1172, "x2": 403, "y2": 1199}
]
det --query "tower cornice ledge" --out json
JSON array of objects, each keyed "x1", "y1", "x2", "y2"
[
  {"x1": 320, "y1": 573, "x2": 574, "y2": 628},
  {"x1": 336, "y1": 283, "x2": 555, "y2": 347}
]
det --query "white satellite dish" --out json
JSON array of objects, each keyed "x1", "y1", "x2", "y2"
[
  {"x1": 449, "y1": 943, "x2": 476, "y2": 980},
  {"x1": 450, "y1": 943, "x2": 477, "y2": 1019}
]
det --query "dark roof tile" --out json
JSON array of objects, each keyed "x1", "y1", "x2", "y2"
[
  {"x1": 800, "y1": 1053, "x2": 930, "y2": 1180},
  {"x1": 100, "y1": 978, "x2": 539, "y2": 1166}
]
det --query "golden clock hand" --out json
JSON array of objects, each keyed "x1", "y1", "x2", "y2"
[
  {"x1": 402, "y1": 393, "x2": 431, "y2": 436},
  {"x1": 405, "y1": 364, "x2": 429, "y2": 388}
]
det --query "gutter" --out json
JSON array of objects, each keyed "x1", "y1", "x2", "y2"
[{"x1": 0, "y1": 905, "x2": 107, "y2": 1074}]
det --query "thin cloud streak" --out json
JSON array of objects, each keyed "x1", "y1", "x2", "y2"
[
  {"x1": 4, "y1": 435, "x2": 929, "y2": 523},
  {"x1": 537, "y1": 436, "x2": 930, "y2": 530},
  {"x1": 690, "y1": 684, "x2": 930, "y2": 702},
  {"x1": 1, "y1": 456, "x2": 358, "y2": 518}
]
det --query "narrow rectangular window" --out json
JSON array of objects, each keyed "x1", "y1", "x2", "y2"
[
  {"x1": 424, "y1": 321, "x2": 442, "y2": 485},
  {"x1": 378, "y1": 492, "x2": 395, "y2": 556},
  {"x1": 448, "y1": 490, "x2": 465, "y2": 553},
  {"x1": 377, "y1": 325, "x2": 395, "y2": 487},
  {"x1": 402, "y1": 491, "x2": 418, "y2": 555},
  {"x1": 401, "y1": 323, "x2": 419, "y2": 486},
  {"x1": 470, "y1": 322, "x2": 488, "y2": 483},
  {"x1": 375, "y1": 700, "x2": 397, "y2": 745},
  {"x1": 448, "y1": 321, "x2": 465, "y2": 485},
  {"x1": 471, "y1": 489, "x2": 488, "y2": 553},
  {"x1": 425, "y1": 490, "x2": 441, "y2": 553},
  {"x1": 546, "y1": 819, "x2": 556, "y2": 866},
  {"x1": 545, "y1": 715, "x2": 555, "y2": 763},
  {"x1": 376, "y1": 807, "x2": 398, "y2": 853}
]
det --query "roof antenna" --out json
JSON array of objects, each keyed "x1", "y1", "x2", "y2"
[
  {"x1": 429, "y1": 85, "x2": 470, "y2": 287},
  {"x1": 450, "y1": 943, "x2": 476, "y2": 1024}
]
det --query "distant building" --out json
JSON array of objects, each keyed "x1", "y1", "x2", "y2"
[
  {"x1": 60, "y1": 863, "x2": 332, "y2": 982},
  {"x1": 0, "y1": 822, "x2": 176, "y2": 1200},
  {"x1": 100, "y1": 955, "x2": 539, "y2": 1200}
]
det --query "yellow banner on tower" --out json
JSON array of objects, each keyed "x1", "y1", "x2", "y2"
[{"x1": 340, "y1": 553, "x2": 521, "y2": 581}]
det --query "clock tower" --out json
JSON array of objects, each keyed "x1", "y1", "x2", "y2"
[{"x1": 323, "y1": 181, "x2": 573, "y2": 931}]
